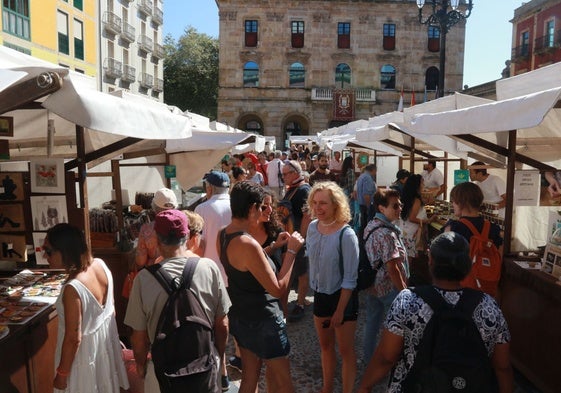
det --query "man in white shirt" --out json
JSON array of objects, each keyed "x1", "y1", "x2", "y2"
[
  {"x1": 195, "y1": 170, "x2": 232, "y2": 285},
  {"x1": 266, "y1": 150, "x2": 285, "y2": 198},
  {"x1": 422, "y1": 160, "x2": 445, "y2": 201},
  {"x1": 469, "y1": 161, "x2": 507, "y2": 218}
]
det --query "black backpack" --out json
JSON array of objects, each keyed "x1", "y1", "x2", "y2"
[
  {"x1": 147, "y1": 258, "x2": 220, "y2": 393},
  {"x1": 339, "y1": 225, "x2": 393, "y2": 291},
  {"x1": 402, "y1": 286, "x2": 498, "y2": 393}
]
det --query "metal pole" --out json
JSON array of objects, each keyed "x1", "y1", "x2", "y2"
[{"x1": 439, "y1": 28, "x2": 446, "y2": 98}]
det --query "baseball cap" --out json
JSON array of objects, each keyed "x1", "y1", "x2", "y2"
[
  {"x1": 203, "y1": 170, "x2": 230, "y2": 187},
  {"x1": 396, "y1": 169, "x2": 411, "y2": 180},
  {"x1": 152, "y1": 188, "x2": 178, "y2": 210},
  {"x1": 154, "y1": 209, "x2": 189, "y2": 239}
]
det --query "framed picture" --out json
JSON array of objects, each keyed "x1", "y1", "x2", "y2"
[
  {"x1": 542, "y1": 243, "x2": 561, "y2": 278},
  {"x1": 0, "y1": 116, "x2": 14, "y2": 137},
  {"x1": 0, "y1": 204, "x2": 25, "y2": 232},
  {"x1": 30, "y1": 195, "x2": 67, "y2": 231},
  {"x1": 0, "y1": 172, "x2": 25, "y2": 201},
  {"x1": 32, "y1": 232, "x2": 48, "y2": 265},
  {"x1": 30, "y1": 158, "x2": 65, "y2": 194},
  {"x1": 0, "y1": 234, "x2": 27, "y2": 262}
]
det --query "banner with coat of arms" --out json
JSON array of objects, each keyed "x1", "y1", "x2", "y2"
[{"x1": 333, "y1": 89, "x2": 355, "y2": 121}]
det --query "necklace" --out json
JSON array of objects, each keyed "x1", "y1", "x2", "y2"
[{"x1": 319, "y1": 218, "x2": 338, "y2": 227}]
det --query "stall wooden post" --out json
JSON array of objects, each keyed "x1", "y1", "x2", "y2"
[
  {"x1": 111, "y1": 160, "x2": 124, "y2": 230},
  {"x1": 75, "y1": 125, "x2": 90, "y2": 247},
  {"x1": 503, "y1": 130, "x2": 517, "y2": 255}
]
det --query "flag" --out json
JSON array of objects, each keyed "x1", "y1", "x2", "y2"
[
  {"x1": 424, "y1": 85, "x2": 427, "y2": 103},
  {"x1": 397, "y1": 86, "x2": 404, "y2": 112},
  {"x1": 411, "y1": 90, "x2": 416, "y2": 107}
]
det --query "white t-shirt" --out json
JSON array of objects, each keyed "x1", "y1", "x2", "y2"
[
  {"x1": 266, "y1": 158, "x2": 284, "y2": 188},
  {"x1": 476, "y1": 174, "x2": 506, "y2": 217},
  {"x1": 422, "y1": 168, "x2": 444, "y2": 200}
]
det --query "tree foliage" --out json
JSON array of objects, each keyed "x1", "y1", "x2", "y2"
[{"x1": 164, "y1": 27, "x2": 219, "y2": 119}]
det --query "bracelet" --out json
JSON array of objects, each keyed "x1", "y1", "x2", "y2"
[
  {"x1": 287, "y1": 249, "x2": 298, "y2": 255},
  {"x1": 56, "y1": 367, "x2": 70, "y2": 377}
]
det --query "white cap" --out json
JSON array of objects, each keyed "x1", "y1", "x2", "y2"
[{"x1": 152, "y1": 188, "x2": 178, "y2": 210}]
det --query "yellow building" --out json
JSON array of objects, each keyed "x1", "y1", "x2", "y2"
[{"x1": 1, "y1": 0, "x2": 97, "y2": 77}]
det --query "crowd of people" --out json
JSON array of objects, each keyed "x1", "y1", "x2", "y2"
[{"x1": 42, "y1": 146, "x2": 514, "y2": 393}]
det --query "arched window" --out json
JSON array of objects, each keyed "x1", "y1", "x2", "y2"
[
  {"x1": 335, "y1": 63, "x2": 351, "y2": 88},
  {"x1": 380, "y1": 64, "x2": 396, "y2": 90},
  {"x1": 238, "y1": 115, "x2": 264, "y2": 135},
  {"x1": 289, "y1": 62, "x2": 305, "y2": 87},
  {"x1": 243, "y1": 61, "x2": 259, "y2": 87},
  {"x1": 425, "y1": 66, "x2": 439, "y2": 91}
]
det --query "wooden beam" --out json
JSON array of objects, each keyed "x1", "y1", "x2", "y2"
[
  {"x1": 65, "y1": 137, "x2": 142, "y2": 171},
  {"x1": 0, "y1": 72, "x2": 63, "y2": 114},
  {"x1": 504, "y1": 131, "x2": 517, "y2": 255}
]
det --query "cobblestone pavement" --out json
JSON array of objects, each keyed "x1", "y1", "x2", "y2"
[
  {"x1": 225, "y1": 289, "x2": 387, "y2": 393},
  {"x1": 225, "y1": 289, "x2": 537, "y2": 393}
]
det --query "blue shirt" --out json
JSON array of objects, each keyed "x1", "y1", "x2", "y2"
[
  {"x1": 307, "y1": 221, "x2": 359, "y2": 294},
  {"x1": 356, "y1": 172, "x2": 376, "y2": 206}
]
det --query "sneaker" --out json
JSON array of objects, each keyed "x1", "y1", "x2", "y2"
[
  {"x1": 221, "y1": 375, "x2": 230, "y2": 392},
  {"x1": 228, "y1": 355, "x2": 242, "y2": 372},
  {"x1": 287, "y1": 304, "x2": 305, "y2": 322}
]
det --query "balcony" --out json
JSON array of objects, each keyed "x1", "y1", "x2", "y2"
[
  {"x1": 511, "y1": 44, "x2": 529, "y2": 63},
  {"x1": 137, "y1": 0, "x2": 153, "y2": 16},
  {"x1": 311, "y1": 87, "x2": 376, "y2": 102},
  {"x1": 138, "y1": 34, "x2": 153, "y2": 53},
  {"x1": 121, "y1": 21, "x2": 135, "y2": 43},
  {"x1": 152, "y1": 7, "x2": 163, "y2": 25},
  {"x1": 139, "y1": 72, "x2": 154, "y2": 88},
  {"x1": 152, "y1": 43, "x2": 165, "y2": 59},
  {"x1": 534, "y1": 30, "x2": 561, "y2": 54},
  {"x1": 153, "y1": 78, "x2": 164, "y2": 92},
  {"x1": 102, "y1": 11, "x2": 122, "y2": 35},
  {"x1": 103, "y1": 57, "x2": 123, "y2": 79},
  {"x1": 122, "y1": 65, "x2": 136, "y2": 83}
]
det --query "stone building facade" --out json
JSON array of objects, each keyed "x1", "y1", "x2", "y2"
[{"x1": 216, "y1": 0, "x2": 467, "y2": 147}]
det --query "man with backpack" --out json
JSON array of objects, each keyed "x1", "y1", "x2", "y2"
[
  {"x1": 125, "y1": 209, "x2": 231, "y2": 393},
  {"x1": 358, "y1": 232, "x2": 513, "y2": 393}
]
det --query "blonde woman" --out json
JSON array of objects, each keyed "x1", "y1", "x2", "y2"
[{"x1": 306, "y1": 181, "x2": 359, "y2": 393}]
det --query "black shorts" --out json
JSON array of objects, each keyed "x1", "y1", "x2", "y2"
[
  {"x1": 313, "y1": 289, "x2": 359, "y2": 321},
  {"x1": 230, "y1": 313, "x2": 290, "y2": 360},
  {"x1": 290, "y1": 248, "x2": 309, "y2": 279}
]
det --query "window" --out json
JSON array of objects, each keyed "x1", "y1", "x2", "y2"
[
  {"x1": 380, "y1": 64, "x2": 396, "y2": 90},
  {"x1": 335, "y1": 63, "x2": 351, "y2": 88},
  {"x1": 428, "y1": 26, "x2": 440, "y2": 52},
  {"x1": 291, "y1": 21, "x2": 304, "y2": 48},
  {"x1": 546, "y1": 20, "x2": 555, "y2": 47},
  {"x1": 74, "y1": 19, "x2": 84, "y2": 60},
  {"x1": 73, "y1": 0, "x2": 82, "y2": 10},
  {"x1": 2, "y1": 0, "x2": 30, "y2": 39},
  {"x1": 383, "y1": 23, "x2": 395, "y2": 50},
  {"x1": 285, "y1": 120, "x2": 305, "y2": 136},
  {"x1": 337, "y1": 22, "x2": 350, "y2": 49},
  {"x1": 244, "y1": 120, "x2": 262, "y2": 134},
  {"x1": 57, "y1": 10, "x2": 69, "y2": 55},
  {"x1": 245, "y1": 20, "x2": 258, "y2": 47},
  {"x1": 520, "y1": 31, "x2": 529, "y2": 56},
  {"x1": 243, "y1": 61, "x2": 259, "y2": 87},
  {"x1": 289, "y1": 62, "x2": 305, "y2": 87},
  {"x1": 425, "y1": 66, "x2": 439, "y2": 91}
]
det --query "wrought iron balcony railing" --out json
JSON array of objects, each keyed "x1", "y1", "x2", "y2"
[
  {"x1": 102, "y1": 11, "x2": 122, "y2": 35},
  {"x1": 103, "y1": 57, "x2": 123, "y2": 79}
]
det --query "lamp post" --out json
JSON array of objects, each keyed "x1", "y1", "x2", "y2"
[{"x1": 417, "y1": 0, "x2": 473, "y2": 98}]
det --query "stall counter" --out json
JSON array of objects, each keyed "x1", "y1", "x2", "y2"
[{"x1": 500, "y1": 257, "x2": 561, "y2": 393}]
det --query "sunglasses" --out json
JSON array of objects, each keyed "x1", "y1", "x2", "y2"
[
  {"x1": 391, "y1": 203, "x2": 403, "y2": 210},
  {"x1": 43, "y1": 246, "x2": 54, "y2": 257}
]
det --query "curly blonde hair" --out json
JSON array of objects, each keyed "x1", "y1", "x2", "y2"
[{"x1": 307, "y1": 181, "x2": 351, "y2": 223}]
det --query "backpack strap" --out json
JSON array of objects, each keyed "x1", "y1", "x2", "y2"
[
  {"x1": 459, "y1": 217, "x2": 482, "y2": 238},
  {"x1": 338, "y1": 225, "x2": 352, "y2": 277},
  {"x1": 413, "y1": 285, "x2": 484, "y2": 317},
  {"x1": 147, "y1": 257, "x2": 200, "y2": 295}
]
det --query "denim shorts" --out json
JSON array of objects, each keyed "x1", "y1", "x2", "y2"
[
  {"x1": 313, "y1": 289, "x2": 359, "y2": 321},
  {"x1": 230, "y1": 313, "x2": 290, "y2": 359}
]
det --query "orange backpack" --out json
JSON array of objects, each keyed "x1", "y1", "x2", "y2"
[{"x1": 459, "y1": 218, "x2": 502, "y2": 298}]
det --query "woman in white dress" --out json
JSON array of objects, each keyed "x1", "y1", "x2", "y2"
[
  {"x1": 44, "y1": 223, "x2": 129, "y2": 392},
  {"x1": 399, "y1": 174, "x2": 437, "y2": 285}
]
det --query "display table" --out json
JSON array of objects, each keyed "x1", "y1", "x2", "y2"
[{"x1": 499, "y1": 257, "x2": 561, "y2": 393}]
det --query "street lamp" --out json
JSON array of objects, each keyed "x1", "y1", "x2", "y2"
[{"x1": 417, "y1": 0, "x2": 473, "y2": 98}]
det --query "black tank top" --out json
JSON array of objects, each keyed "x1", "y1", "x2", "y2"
[{"x1": 219, "y1": 229, "x2": 281, "y2": 320}]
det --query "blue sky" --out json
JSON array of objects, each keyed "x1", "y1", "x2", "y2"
[{"x1": 163, "y1": 1, "x2": 525, "y2": 88}]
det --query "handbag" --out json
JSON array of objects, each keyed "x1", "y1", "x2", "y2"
[
  {"x1": 122, "y1": 269, "x2": 138, "y2": 299},
  {"x1": 415, "y1": 222, "x2": 428, "y2": 252}
]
